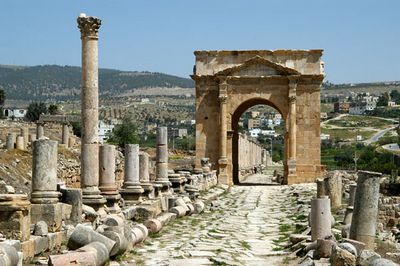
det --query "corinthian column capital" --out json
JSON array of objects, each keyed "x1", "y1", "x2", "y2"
[{"x1": 77, "y1": 14, "x2": 101, "y2": 38}]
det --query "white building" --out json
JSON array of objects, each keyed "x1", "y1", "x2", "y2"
[
  {"x1": 3, "y1": 108, "x2": 27, "y2": 119},
  {"x1": 98, "y1": 120, "x2": 115, "y2": 142}
]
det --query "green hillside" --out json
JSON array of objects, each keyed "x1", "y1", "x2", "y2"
[{"x1": 0, "y1": 64, "x2": 194, "y2": 101}]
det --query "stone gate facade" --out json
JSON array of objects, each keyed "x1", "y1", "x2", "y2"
[{"x1": 192, "y1": 50, "x2": 325, "y2": 185}]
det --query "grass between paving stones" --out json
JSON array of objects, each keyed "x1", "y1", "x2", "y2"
[{"x1": 239, "y1": 240, "x2": 251, "y2": 250}]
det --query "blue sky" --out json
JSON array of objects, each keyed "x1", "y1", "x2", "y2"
[{"x1": 0, "y1": 0, "x2": 399, "y2": 83}]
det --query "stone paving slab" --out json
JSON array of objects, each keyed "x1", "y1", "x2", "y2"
[{"x1": 121, "y1": 176, "x2": 315, "y2": 265}]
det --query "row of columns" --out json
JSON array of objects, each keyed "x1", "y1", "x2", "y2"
[
  {"x1": 6, "y1": 123, "x2": 72, "y2": 151},
  {"x1": 238, "y1": 133, "x2": 263, "y2": 170}
]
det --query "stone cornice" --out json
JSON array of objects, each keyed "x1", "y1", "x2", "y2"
[
  {"x1": 194, "y1": 49, "x2": 323, "y2": 57},
  {"x1": 77, "y1": 15, "x2": 101, "y2": 38}
]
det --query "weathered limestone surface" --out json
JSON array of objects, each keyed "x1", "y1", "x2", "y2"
[
  {"x1": 31, "y1": 140, "x2": 60, "y2": 204},
  {"x1": 0, "y1": 194, "x2": 31, "y2": 241},
  {"x1": 310, "y1": 196, "x2": 331, "y2": 241},
  {"x1": 121, "y1": 144, "x2": 144, "y2": 203},
  {"x1": 193, "y1": 50, "x2": 324, "y2": 185},
  {"x1": 99, "y1": 144, "x2": 121, "y2": 213},
  {"x1": 77, "y1": 14, "x2": 105, "y2": 210},
  {"x1": 123, "y1": 177, "x2": 314, "y2": 265},
  {"x1": 350, "y1": 171, "x2": 381, "y2": 250}
]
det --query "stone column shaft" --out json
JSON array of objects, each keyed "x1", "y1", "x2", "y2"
[
  {"x1": 6, "y1": 133, "x2": 15, "y2": 150},
  {"x1": 36, "y1": 123, "x2": 44, "y2": 139},
  {"x1": 349, "y1": 171, "x2": 381, "y2": 250},
  {"x1": 311, "y1": 196, "x2": 331, "y2": 241},
  {"x1": 288, "y1": 97, "x2": 296, "y2": 160},
  {"x1": 99, "y1": 144, "x2": 120, "y2": 213},
  {"x1": 62, "y1": 124, "x2": 70, "y2": 146},
  {"x1": 155, "y1": 127, "x2": 171, "y2": 189},
  {"x1": 139, "y1": 152, "x2": 153, "y2": 197},
  {"x1": 31, "y1": 139, "x2": 60, "y2": 203},
  {"x1": 16, "y1": 136, "x2": 24, "y2": 150},
  {"x1": 121, "y1": 144, "x2": 144, "y2": 202},
  {"x1": 77, "y1": 14, "x2": 105, "y2": 209}
]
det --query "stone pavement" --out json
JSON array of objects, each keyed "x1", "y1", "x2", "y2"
[{"x1": 121, "y1": 175, "x2": 315, "y2": 266}]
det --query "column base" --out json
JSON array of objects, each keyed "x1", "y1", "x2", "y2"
[
  {"x1": 31, "y1": 203, "x2": 64, "y2": 232},
  {"x1": 103, "y1": 193, "x2": 121, "y2": 214},
  {"x1": 31, "y1": 191, "x2": 61, "y2": 204},
  {"x1": 140, "y1": 182, "x2": 155, "y2": 199},
  {"x1": 155, "y1": 179, "x2": 172, "y2": 193},
  {"x1": 82, "y1": 188, "x2": 107, "y2": 216},
  {"x1": 120, "y1": 188, "x2": 144, "y2": 205}
]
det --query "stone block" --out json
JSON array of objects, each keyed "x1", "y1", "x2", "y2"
[
  {"x1": 48, "y1": 232, "x2": 66, "y2": 251},
  {"x1": 0, "y1": 194, "x2": 31, "y2": 242},
  {"x1": 31, "y1": 203, "x2": 63, "y2": 232},
  {"x1": 20, "y1": 239, "x2": 35, "y2": 262},
  {"x1": 31, "y1": 235, "x2": 49, "y2": 255}
]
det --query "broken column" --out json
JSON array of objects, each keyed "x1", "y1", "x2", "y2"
[
  {"x1": 77, "y1": 14, "x2": 106, "y2": 211},
  {"x1": 311, "y1": 196, "x2": 332, "y2": 241},
  {"x1": 120, "y1": 144, "x2": 144, "y2": 203},
  {"x1": 139, "y1": 151, "x2": 154, "y2": 199},
  {"x1": 20, "y1": 127, "x2": 29, "y2": 149},
  {"x1": 30, "y1": 139, "x2": 63, "y2": 232},
  {"x1": 5, "y1": 133, "x2": 15, "y2": 150},
  {"x1": 324, "y1": 171, "x2": 342, "y2": 209},
  {"x1": 36, "y1": 123, "x2": 45, "y2": 139},
  {"x1": 155, "y1": 127, "x2": 171, "y2": 192},
  {"x1": 15, "y1": 136, "x2": 24, "y2": 151},
  {"x1": 62, "y1": 123, "x2": 69, "y2": 147},
  {"x1": 350, "y1": 171, "x2": 381, "y2": 250},
  {"x1": 99, "y1": 144, "x2": 121, "y2": 214}
]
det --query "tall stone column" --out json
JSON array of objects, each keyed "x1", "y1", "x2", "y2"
[
  {"x1": 139, "y1": 152, "x2": 154, "y2": 198},
  {"x1": 36, "y1": 123, "x2": 45, "y2": 139},
  {"x1": 350, "y1": 171, "x2": 381, "y2": 250},
  {"x1": 155, "y1": 127, "x2": 171, "y2": 191},
  {"x1": 120, "y1": 144, "x2": 144, "y2": 203},
  {"x1": 77, "y1": 14, "x2": 105, "y2": 210},
  {"x1": 62, "y1": 124, "x2": 70, "y2": 146},
  {"x1": 218, "y1": 77, "x2": 229, "y2": 185},
  {"x1": 287, "y1": 79, "x2": 297, "y2": 180},
  {"x1": 99, "y1": 144, "x2": 121, "y2": 214},
  {"x1": 31, "y1": 140, "x2": 60, "y2": 204}
]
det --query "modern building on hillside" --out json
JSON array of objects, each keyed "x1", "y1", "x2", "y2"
[{"x1": 3, "y1": 108, "x2": 27, "y2": 119}]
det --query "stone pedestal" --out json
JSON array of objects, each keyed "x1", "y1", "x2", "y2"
[
  {"x1": 31, "y1": 140, "x2": 61, "y2": 204},
  {"x1": 31, "y1": 203, "x2": 63, "y2": 232},
  {"x1": 77, "y1": 14, "x2": 106, "y2": 212},
  {"x1": 120, "y1": 144, "x2": 144, "y2": 203},
  {"x1": 168, "y1": 173, "x2": 185, "y2": 193},
  {"x1": 81, "y1": 144, "x2": 106, "y2": 212},
  {"x1": 99, "y1": 144, "x2": 121, "y2": 214},
  {"x1": 350, "y1": 171, "x2": 381, "y2": 250},
  {"x1": 15, "y1": 136, "x2": 24, "y2": 150},
  {"x1": 139, "y1": 152, "x2": 154, "y2": 199},
  {"x1": 62, "y1": 124, "x2": 69, "y2": 147},
  {"x1": 6, "y1": 133, "x2": 15, "y2": 150},
  {"x1": 311, "y1": 196, "x2": 332, "y2": 241},
  {"x1": 0, "y1": 194, "x2": 31, "y2": 241},
  {"x1": 155, "y1": 127, "x2": 171, "y2": 191},
  {"x1": 60, "y1": 188, "x2": 82, "y2": 224}
]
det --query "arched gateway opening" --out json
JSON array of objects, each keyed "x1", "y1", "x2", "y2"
[
  {"x1": 232, "y1": 102, "x2": 285, "y2": 185},
  {"x1": 192, "y1": 50, "x2": 325, "y2": 185}
]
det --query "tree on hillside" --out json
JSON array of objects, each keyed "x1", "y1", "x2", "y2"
[
  {"x1": 0, "y1": 89, "x2": 5, "y2": 106},
  {"x1": 377, "y1": 92, "x2": 390, "y2": 106},
  {"x1": 48, "y1": 104, "x2": 59, "y2": 115},
  {"x1": 26, "y1": 102, "x2": 48, "y2": 122},
  {"x1": 390, "y1": 90, "x2": 400, "y2": 104},
  {"x1": 106, "y1": 116, "x2": 139, "y2": 148}
]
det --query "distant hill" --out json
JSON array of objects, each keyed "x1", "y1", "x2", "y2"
[{"x1": 0, "y1": 64, "x2": 194, "y2": 101}]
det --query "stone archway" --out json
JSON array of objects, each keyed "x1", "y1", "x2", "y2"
[
  {"x1": 192, "y1": 50, "x2": 325, "y2": 185},
  {"x1": 231, "y1": 99, "x2": 285, "y2": 184}
]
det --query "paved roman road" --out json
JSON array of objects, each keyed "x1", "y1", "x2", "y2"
[{"x1": 121, "y1": 175, "x2": 315, "y2": 266}]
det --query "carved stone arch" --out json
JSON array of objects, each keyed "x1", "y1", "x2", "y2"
[{"x1": 193, "y1": 50, "x2": 325, "y2": 185}]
